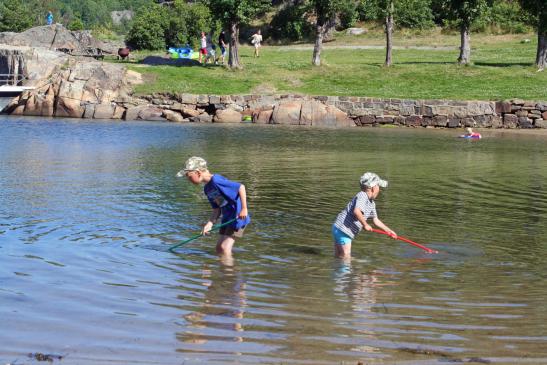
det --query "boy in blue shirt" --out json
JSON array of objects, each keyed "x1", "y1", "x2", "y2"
[
  {"x1": 332, "y1": 172, "x2": 397, "y2": 258},
  {"x1": 177, "y1": 157, "x2": 250, "y2": 255}
]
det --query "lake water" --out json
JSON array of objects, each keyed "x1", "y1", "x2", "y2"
[{"x1": 1, "y1": 117, "x2": 546, "y2": 365}]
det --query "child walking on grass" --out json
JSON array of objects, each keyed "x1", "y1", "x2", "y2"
[
  {"x1": 177, "y1": 157, "x2": 250, "y2": 256},
  {"x1": 332, "y1": 172, "x2": 397, "y2": 259}
]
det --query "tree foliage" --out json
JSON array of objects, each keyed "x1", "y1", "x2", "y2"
[
  {"x1": 165, "y1": 0, "x2": 214, "y2": 49},
  {"x1": 0, "y1": 0, "x2": 34, "y2": 32},
  {"x1": 126, "y1": 3, "x2": 168, "y2": 50},
  {"x1": 270, "y1": 3, "x2": 314, "y2": 41}
]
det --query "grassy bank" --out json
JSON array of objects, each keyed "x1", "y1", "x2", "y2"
[{"x1": 127, "y1": 33, "x2": 546, "y2": 100}]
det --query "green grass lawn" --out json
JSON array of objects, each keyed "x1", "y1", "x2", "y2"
[{"x1": 126, "y1": 33, "x2": 546, "y2": 100}]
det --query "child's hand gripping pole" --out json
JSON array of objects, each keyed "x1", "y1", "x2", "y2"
[
  {"x1": 370, "y1": 228, "x2": 438, "y2": 254},
  {"x1": 168, "y1": 218, "x2": 237, "y2": 252}
]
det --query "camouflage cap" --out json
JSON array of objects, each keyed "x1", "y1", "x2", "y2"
[
  {"x1": 176, "y1": 156, "x2": 208, "y2": 177},
  {"x1": 360, "y1": 172, "x2": 388, "y2": 188}
]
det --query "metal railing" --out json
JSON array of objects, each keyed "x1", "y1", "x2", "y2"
[{"x1": 0, "y1": 73, "x2": 27, "y2": 86}]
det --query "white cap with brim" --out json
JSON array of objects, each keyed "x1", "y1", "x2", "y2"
[
  {"x1": 176, "y1": 156, "x2": 208, "y2": 177},
  {"x1": 360, "y1": 172, "x2": 388, "y2": 188}
]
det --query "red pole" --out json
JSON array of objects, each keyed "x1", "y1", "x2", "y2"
[{"x1": 370, "y1": 228, "x2": 438, "y2": 254}]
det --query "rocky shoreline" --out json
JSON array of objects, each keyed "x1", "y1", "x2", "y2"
[{"x1": 1, "y1": 25, "x2": 546, "y2": 129}]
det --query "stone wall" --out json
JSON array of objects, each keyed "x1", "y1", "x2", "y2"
[{"x1": 124, "y1": 93, "x2": 547, "y2": 129}]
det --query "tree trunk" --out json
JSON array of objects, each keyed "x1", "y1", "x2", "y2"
[
  {"x1": 384, "y1": 0, "x2": 394, "y2": 67},
  {"x1": 228, "y1": 21, "x2": 241, "y2": 69},
  {"x1": 312, "y1": 21, "x2": 325, "y2": 66},
  {"x1": 458, "y1": 23, "x2": 471, "y2": 65},
  {"x1": 536, "y1": 9, "x2": 546, "y2": 71}
]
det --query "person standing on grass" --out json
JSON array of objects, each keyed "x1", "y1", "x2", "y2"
[
  {"x1": 250, "y1": 30, "x2": 262, "y2": 58},
  {"x1": 198, "y1": 32, "x2": 208, "y2": 64},
  {"x1": 332, "y1": 172, "x2": 397, "y2": 259},
  {"x1": 218, "y1": 30, "x2": 227, "y2": 64},
  {"x1": 177, "y1": 157, "x2": 250, "y2": 256}
]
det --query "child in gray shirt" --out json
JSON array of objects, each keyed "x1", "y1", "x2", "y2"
[{"x1": 332, "y1": 172, "x2": 397, "y2": 258}]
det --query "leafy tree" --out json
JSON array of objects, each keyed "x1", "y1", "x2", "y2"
[
  {"x1": 519, "y1": 0, "x2": 546, "y2": 70},
  {"x1": 165, "y1": 1, "x2": 213, "y2": 49},
  {"x1": 379, "y1": 0, "x2": 395, "y2": 66},
  {"x1": 311, "y1": 0, "x2": 356, "y2": 65},
  {"x1": 0, "y1": 0, "x2": 34, "y2": 32},
  {"x1": 394, "y1": 0, "x2": 434, "y2": 29},
  {"x1": 206, "y1": 0, "x2": 271, "y2": 68},
  {"x1": 270, "y1": 2, "x2": 314, "y2": 41},
  {"x1": 443, "y1": 0, "x2": 491, "y2": 64},
  {"x1": 126, "y1": 3, "x2": 168, "y2": 50}
]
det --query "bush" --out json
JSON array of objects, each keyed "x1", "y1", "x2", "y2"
[
  {"x1": 357, "y1": 0, "x2": 382, "y2": 22},
  {"x1": 68, "y1": 18, "x2": 85, "y2": 31},
  {"x1": 339, "y1": 1, "x2": 359, "y2": 29},
  {"x1": 479, "y1": 0, "x2": 532, "y2": 34},
  {"x1": 395, "y1": 0, "x2": 434, "y2": 29},
  {"x1": 270, "y1": 3, "x2": 313, "y2": 41}
]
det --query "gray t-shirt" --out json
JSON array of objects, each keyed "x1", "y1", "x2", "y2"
[{"x1": 334, "y1": 191, "x2": 377, "y2": 239}]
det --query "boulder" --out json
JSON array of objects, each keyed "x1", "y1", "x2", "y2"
[
  {"x1": 503, "y1": 114, "x2": 518, "y2": 128},
  {"x1": 163, "y1": 109, "x2": 185, "y2": 122},
  {"x1": 125, "y1": 105, "x2": 148, "y2": 121},
  {"x1": 93, "y1": 103, "x2": 116, "y2": 119},
  {"x1": 254, "y1": 109, "x2": 273, "y2": 124},
  {"x1": 346, "y1": 28, "x2": 367, "y2": 35},
  {"x1": 138, "y1": 106, "x2": 164, "y2": 121},
  {"x1": 495, "y1": 101, "x2": 512, "y2": 114},
  {"x1": 301, "y1": 100, "x2": 327, "y2": 126},
  {"x1": 113, "y1": 106, "x2": 125, "y2": 119},
  {"x1": 214, "y1": 108, "x2": 241, "y2": 123},
  {"x1": 83, "y1": 103, "x2": 95, "y2": 118},
  {"x1": 271, "y1": 101, "x2": 302, "y2": 125},
  {"x1": 180, "y1": 108, "x2": 201, "y2": 118},
  {"x1": 55, "y1": 97, "x2": 84, "y2": 118}
]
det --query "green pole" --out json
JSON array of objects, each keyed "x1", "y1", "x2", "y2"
[{"x1": 168, "y1": 218, "x2": 237, "y2": 252}]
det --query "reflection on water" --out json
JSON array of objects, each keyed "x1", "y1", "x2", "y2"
[{"x1": 1, "y1": 117, "x2": 547, "y2": 364}]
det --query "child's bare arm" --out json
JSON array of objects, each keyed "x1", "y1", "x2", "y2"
[
  {"x1": 372, "y1": 217, "x2": 397, "y2": 238},
  {"x1": 203, "y1": 208, "x2": 221, "y2": 234},
  {"x1": 238, "y1": 184, "x2": 248, "y2": 219},
  {"x1": 353, "y1": 207, "x2": 372, "y2": 231}
]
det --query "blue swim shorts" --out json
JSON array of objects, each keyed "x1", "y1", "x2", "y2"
[{"x1": 332, "y1": 224, "x2": 352, "y2": 245}]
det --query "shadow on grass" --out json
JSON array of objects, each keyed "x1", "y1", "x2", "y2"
[
  {"x1": 395, "y1": 61, "x2": 456, "y2": 65},
  {"x1": 474, "y1": 61, "x2": 535, "y2": 67},
  {"x1": 140, "y1": 56, "x2": 202, "y2": 67}
]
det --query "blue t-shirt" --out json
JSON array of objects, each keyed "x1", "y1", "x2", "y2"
[{"x1": 204, "y1": 174, "x2": 250, "y2": 229}]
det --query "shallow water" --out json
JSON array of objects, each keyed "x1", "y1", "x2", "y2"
[{"x1": 1, "y1": 117, "x2": 546, "y2": 364}]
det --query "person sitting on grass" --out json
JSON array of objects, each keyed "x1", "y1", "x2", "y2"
[
  {"x1": 332, "y1": 172, "x2": 397, "y2": 259},
  {"x1": 177, "y1": 157, "x2": 250, "y2": 256}
]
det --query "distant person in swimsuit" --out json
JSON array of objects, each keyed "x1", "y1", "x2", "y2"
[{"x1": 462, "y1": 127, "x2": 482, "y2": 139}]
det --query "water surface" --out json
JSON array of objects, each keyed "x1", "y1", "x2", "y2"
[{"x1": 1, "y1": 117, "x2": 546, "y2": 364}]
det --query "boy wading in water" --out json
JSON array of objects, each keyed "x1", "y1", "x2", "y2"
[
  {"x1": 178, "y1": 157, "x2": 250, "y2": 256},
  {"x1": 332, "y1": 172, "x2": 397, "y2": 258}
]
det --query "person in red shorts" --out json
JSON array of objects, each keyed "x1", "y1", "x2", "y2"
[{"x1": 199, "y1": 32, "x2": 208, "y2": 64}]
